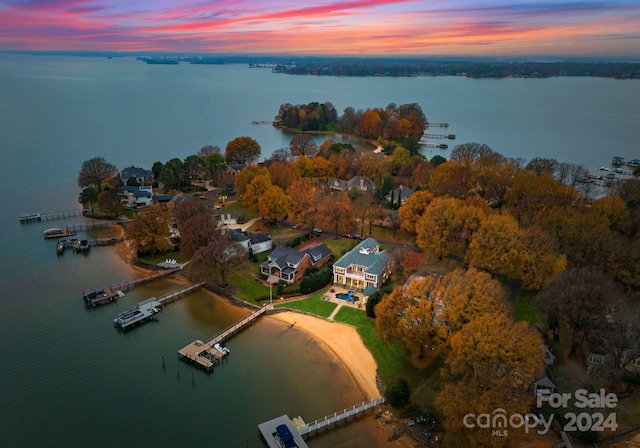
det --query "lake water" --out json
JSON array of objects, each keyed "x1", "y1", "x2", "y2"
[{"x1": 1, "y1": 54, "x2": 639, "y2": 447}]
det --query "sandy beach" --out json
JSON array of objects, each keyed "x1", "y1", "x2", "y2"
[{"x1": 268, "y1": 310, "x2": 381, "y2": 400}]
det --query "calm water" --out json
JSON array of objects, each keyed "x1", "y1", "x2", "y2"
[{"x1": 1, "y1": 54, "x2": 639, "y2": 447}]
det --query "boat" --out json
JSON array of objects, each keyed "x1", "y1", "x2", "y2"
[
  {"x1": 83, "y1": 287, "x2": 122, "y2": 306},
  {"x1": 56, "y1": 239, "x2": 67, "y2": 254},
  {"x1": 214, "y1": 343, "x2": 231, "y2": 356},
  {"x1": 113, "y1": 298, "x2": 162, "y2": 331},
  {"x1": 76, "y1": 239, "x2": 90, "y2": 252},
  {"x1": 44, "y1": 227, "x2": 77, "y2": 239}
]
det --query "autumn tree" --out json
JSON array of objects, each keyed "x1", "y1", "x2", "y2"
[
  {"x1": 438, "y1": 268, "x2": 506, "y2": 333},
  {"x1": 398, "y1": 190, "x2": 434, "y2": 233},
  {"x1": 259, "y1": 186, "x2": 290, "y2": 223},
  {"x1": 512, "y1": 225, "x2": 567, "y2": 289},
  {"x1": 436, "y1": 312, "x2": 544, "y2": 448},
  {"x1": 242, "y1": 173, "x2": 272, "y2": 212},
  {"x1": 225, "y1": 136, "x2": 261, "y2": 164},
  {"x1": 286, "y1": 178, "x2": 317, "y2": 222},
  {"x1": 289, "y1": 134, "x2": 318, "y2": 158},
  {"x1": 78, "y1": 156, "x2": 118, "y2": 192},
  {"x1": 466, "y1": 213, "x2": 520, "y2": 277},
  {"x1": 125, "y1": 205, "x2": 171, "y2": 256},
  {"x1": 415, "y1": 197, "x2": 462, "y2": 259},
  {"x1": 294, "y1": 156, "x2": 315, "y2": 178},
  {"x1": 189, "y1": 237, "x2": 248, "y2": 286},
  {"x1": 449, "y1": 197, "x2": 491, "y2": 254},
  {"x1": 97, "y1": 186, "x2": 123, "y2": 217},
  {"x1": 172, "y1": 197, "x2": 216, "y2": 259},
  {"x1": 267, "y1": 160, "x2": 297, "y2": 190},
  {"x1": 235, "y1": 165, "x2": 269, "y2": 197},
  {"x1": 505, "y1": 171, "x2": 578, "y2": 226},
  {"x1": 357, "y1": 152, "x2": 388, "y2": 185},
  {"x1": 355, "y1": 109, "x2": 382, "y2": 138},
  {"x1": 314, "y1": 192, "x2": 355, "y2": 234},
  {"x1": 390, "y1": 146, "x2": 412, "y2": 174},
  {"x1": 183, "y1": 154, "x2": 206, "y2": 186}
]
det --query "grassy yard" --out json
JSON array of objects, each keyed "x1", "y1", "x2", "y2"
[
  {"x1": 363, "y1": 224, "x2": 415, "y2": 243},
  {"x1": 514, "y1": 288, "x2": 545, "y2": 330},
  {"x1": 228, "y1": 271, "x2": 270, "y2": 302},
  {"x1": 334, "y1": 306, "x2": 425, "y2": 389},
  {"x1": 274, "y1": 290, "x2": 337, "y2": 318},
  {"x1": 322, "y1": 236, "x2": 358, "y2": 258}
]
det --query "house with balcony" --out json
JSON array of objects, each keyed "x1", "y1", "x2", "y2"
[
  {"x1": 332, "y1": 238, "x2": 392, "y2": 292},
  {"x1": 261, "y1": 243, "x2": 332, "y2": 284}
]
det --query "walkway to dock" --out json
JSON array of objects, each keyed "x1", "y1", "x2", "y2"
[
  {"x1": 83, "y1": 266, "x2": 181, "y2": 298},
  {"x1": 297, "y1": 398, "x2": 386, "y2": 438},
  {"x1": 178, "y1": 305, "x2": 271, "y2": 372},
  {"x1": 20, "y1": 209, "x2": 85, "y2": 223},
  {"x1": 157, "y1": 282, "x2": 204, "y2": 306}
]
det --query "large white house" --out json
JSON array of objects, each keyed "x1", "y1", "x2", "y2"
[{"x1": 332, "y1": 238, "x2": 392, "y2": 291}]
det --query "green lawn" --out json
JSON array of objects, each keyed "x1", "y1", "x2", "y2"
[
  {"x1": 334, "y1": 306, "x2": 424, "y2": 389},
  {"x1": 322, "y1": 237, "x2": 358, "y2": 258},
  {"x1": 229, "y1": 271, "x2": 270, "y2": 302},
  {"x1": 514, "y1": 288, "x2": 544, "y2": 330},
  {"x1": 274, "y1": 290, "x2": 337, "y2": 318}
]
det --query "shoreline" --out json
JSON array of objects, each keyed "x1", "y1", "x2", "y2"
[{"x1": 268, "y1": 310, "x2": 381, "y2": 400}]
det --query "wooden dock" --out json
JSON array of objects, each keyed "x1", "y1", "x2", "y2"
[
  {"x1": 82, "y1": 267, "x2": 181, "y2": 306},
  {"x1": 20, "y1": 209, "x2": 87, "y2": 223},
  {"x1": 178, "y1": 305, "x2": 271, "y2": 372},
  {"x1": 157, "y1": 282, "x2": 205, "y2": 306},
  {"x1": 297, "y1": 398, "x2": 386, "y2": 438}
]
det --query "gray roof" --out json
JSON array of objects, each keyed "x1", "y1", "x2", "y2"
[
  {"x1": 304, "y1": 243, "x2": 331, "y2": 263},
  {"x1": 330, "y1": 176, "x2": 376, "y2": 192},
  {"x1": 333, "y1": 238, "x2": 390, "y2": 276},
  {"x1": 264, "y1": 246, "x2": 305, "y2": 269},
  {"x1": 121, "y1": 166, "x2": 153, "y2": 182},
  {"x1": 249, "y1": 233, "x2": 272, "y2": 244},
  {"x1": 387, "y1": 185, "x2": 414, "y2": 202},
  {"x1": 122, "y1": 186, "x2": 152, "y2": 198}
]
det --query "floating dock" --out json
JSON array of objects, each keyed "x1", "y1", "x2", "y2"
[
  {"x1": 258, "y1": 398, "x2": 385, "y2": 444},
  {"x1": 112, "y1": 283, "x2": 204, "y2": 331},
  {"x1": 178, "y1": 305, "x2": 271, "y2": 372},
  {"x1": 83, "y1": 287, "x2": 125, "y2": 306},
  {"x1": 19, "y1": 213, "x2": 41, "y2": 223},
  {"x1": 258, "y1": 415, "x2": 308, "y2": 448},
  {"x1": 113, "y1": 298, "x2": 162, "y2": 331}
]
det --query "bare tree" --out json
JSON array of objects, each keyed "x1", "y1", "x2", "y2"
[
  {"x1": 78, "y1": 157, "x2": 118, "y2": 192},
  {"x1": 289, "y1": 134, "x2": 318, "y2": 158}
]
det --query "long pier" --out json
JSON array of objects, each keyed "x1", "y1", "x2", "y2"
[
  {"x1": 422, "y1": 133, "x2": 456, "y2": 140},
  {"x1": 157, "y1": 282, "x2": 205, "y2": 306},
  {"x1": 178, "y1": 305, "x2": 271, "y2": 372},
  {"x1": 83, "y1": 267, "x2": 182, "y2": 306},
  {"x1": 20, "y1": 209, "x2": 86, "y2": 223},
  {"x1": 109, "y1": 267, "x2": 181, "y2": 293},
  {"x1": 258, "y1": 398, "x2": 386, "y2": 445},
  {"x1": 297, "y1": 398, "x2": 386, "y2": 438}
]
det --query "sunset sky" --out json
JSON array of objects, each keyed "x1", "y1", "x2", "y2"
[{"x1": 1, "y1": 0, "x2": 639, "y2": 58}]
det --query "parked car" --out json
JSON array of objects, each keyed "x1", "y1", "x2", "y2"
[
  {"x1": 353, "y1": 234, "x2": 364, "y2": 240},
  {"x1": 341, "y1": 233, "x2": 352, "y2": 239},
  {"x1": 313, "y1": 228, "x2": 323, "y2": 233}
]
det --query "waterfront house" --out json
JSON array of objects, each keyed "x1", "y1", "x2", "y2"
[
  {"x1": 386, "y1": 185, "x2": 414, "y2": 205},
  {"x1": 261, "y1": 243, "x2": 331, "y2": 284},
  {"x1": 329, "y1": 175, "x2": 376, "y2": 194},
  {"x1": 332, "y1": 238, "x2": 392, "y2": 291},
  {"x1": 121, "y1": 185, "x2": 153, "y2": 208},
  {"x1": 121, "y1": 166, "x2": 154, "y2": 186},
  {"x1": 228, "y1": 228, "x2": 273, "y2": 254}
]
